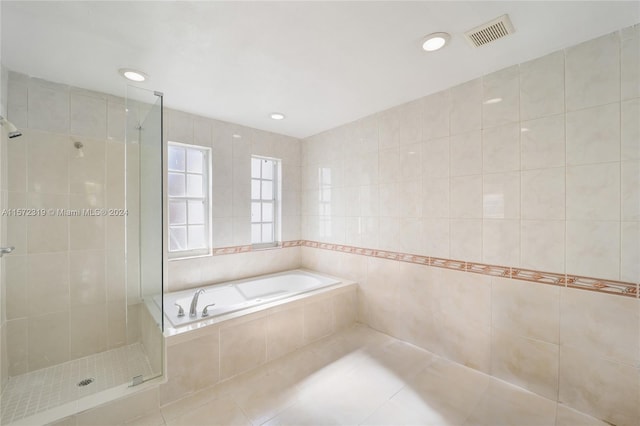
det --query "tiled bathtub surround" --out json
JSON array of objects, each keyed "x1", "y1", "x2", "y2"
[
  {"x1": 159, "y1": 283, "x2": 357, "y2": 406},
  {"x1": 301, "y1": 25, "x2": 640, "y2": 285}
]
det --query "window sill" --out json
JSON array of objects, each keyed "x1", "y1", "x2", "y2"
[{"x1": 168, "y1": 252, "x2": 212, "y2": 262}]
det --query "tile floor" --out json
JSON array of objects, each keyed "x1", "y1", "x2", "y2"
[
  {"x1": 127, "y1": 325, "x2": 607, "y2": 426},
  {"x1": 1, "y1": 343, "x2": 154, "y2": 425}
]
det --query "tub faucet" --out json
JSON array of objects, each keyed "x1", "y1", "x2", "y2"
[{"x1": 189, "y1": 289, "x2": 205, "y2": 317}]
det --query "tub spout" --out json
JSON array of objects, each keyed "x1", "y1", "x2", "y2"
[{"x1": 189, "y1": 289, "x2": 205, "y2": 317}]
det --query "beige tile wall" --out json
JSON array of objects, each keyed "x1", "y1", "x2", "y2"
[
  {"x1": 300, "y1": 25, "x2": 640, "y2": 426},
  {"x1": 164, "y1": 107, "x2": 302, "y2": 293},
  {"x1": 0, "y1": 64, "x2": 8, "y2": 392},
  {"x1": 160, "y1": 284, "x2": 357, "y2": 405},
  {"x1": 3, "y1": 71, "x2": 145, "y2": 374},
  {"x1": 301, "y1": 25, "x2": 640, "y2": 285},
  {"x1": 301, "y1": 245, "x2": 640, "y2": 425}
]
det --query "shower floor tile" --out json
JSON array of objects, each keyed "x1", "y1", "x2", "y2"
[{"x1": 0, "y1": 343, "x2": 154, "y2": 425}]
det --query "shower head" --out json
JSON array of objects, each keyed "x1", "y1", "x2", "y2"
[{"x1": 0, "y1": 116, "x2": 22, "y2": 138}]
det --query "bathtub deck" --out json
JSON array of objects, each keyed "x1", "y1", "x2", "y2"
[
  {"x1": 127, "y1": 324, "x2": 605, "y2": 426},
  {"x1": 0, "y1": 343, "x2": 154, "y2": 425}
]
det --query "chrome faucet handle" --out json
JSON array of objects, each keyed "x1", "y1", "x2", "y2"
[
  {"x1": 174, "y1": 303, "x2": 185, "y2": 317},
  {"x1": 0, "y1": 246, "x2": 15, "y2": 258},
  {"x1": 201, "y1": 303, "x2": 216, "y2": 317}
]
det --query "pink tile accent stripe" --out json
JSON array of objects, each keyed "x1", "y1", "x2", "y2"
[
  {"x1": 209, "y1": 240, "x2": 638, "y2": 298},
  {"x1": 299, "y1": 240, "x2": 639, "y2": 298}
]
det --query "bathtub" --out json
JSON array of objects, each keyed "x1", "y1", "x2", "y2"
[{"x1": 157, "y1": 269, "x2": 341, "y2": 328}]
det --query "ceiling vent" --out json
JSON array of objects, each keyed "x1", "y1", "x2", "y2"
[{"x1": 464, "y1": 14, "x2": 515, "y2": 48}]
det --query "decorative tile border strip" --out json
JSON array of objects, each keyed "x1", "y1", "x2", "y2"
[
  {"x1": 300, "y1": 240, "x2": 639, "y2": 298},
  {"x1": 211, "y1": 240, "x2": 301, "y2": 256},
  {"x1": 208, "y1": 240, "x2": 638, "y2": 298}
]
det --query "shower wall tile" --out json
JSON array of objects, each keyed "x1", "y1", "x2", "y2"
[
  {"x1": 482, "y1": 65, "x2": 520, "y2": 128},
  {"x1": 7, "y1": 319, "x2": 28, "y2": 375},
  {"x1": 26, "y1": 252, "x2": 69, "y2": 316},
  {"x1": 520, "y1": 51, "x2": 565, "y2": 121},
  {"x1": 5, "y1": 255, "x2": 27, "y2": 320},
  {"x1": 27, "y1": 78, "x2": 69, "y2": 134},
  {"x1": 69, "y1": 250, "x2": 106, "y2": 307},
  {"x1": 621, "y1": 23, "x2": 640, "y2": 100},
  {"x1": 70, "y1": 303, "x2": 108, "y2": 359},
  {"x1": 621, "y1": 99, "x2": 640, "y2": 161},
  {"x1": 7, "y1": 128, "x2": 26, "y2": 192},
  {"x1": 107, "y1": 99, "x2": 126, "y2": 142},
  {"x1": 27, "y1": 130, "x2": 69, "y2": 194},
  {"x1": 6, "y1": 192, "x2": 27, "y2": 256},
  {"x1": 70, "y1": 92, "x2": 107, "y2": 139},
  {"x1": 7, "y1": 72, "x2": 28, "y2": 129},
  {"x1": 565, "y1": 31, "x2": 620, "y2": 111},
  {"x1": 566, "y1": 103, "x2": 620, "y2": 166},
  {"x1": 28, "y1": 310, "x2": 70, "y2": 371}
]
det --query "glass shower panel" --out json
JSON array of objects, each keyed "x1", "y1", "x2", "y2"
[{"x1": 125, "y1": 86, "x2": 164, "y2": 383}]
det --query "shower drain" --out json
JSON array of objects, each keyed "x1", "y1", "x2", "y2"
[{"x1": 77, "y1": 378, "x2": 95, "y2": 387}]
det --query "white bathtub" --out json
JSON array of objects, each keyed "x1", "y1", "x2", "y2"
[{"x1": 157, "y1": 269, "x2": 341, "y2": 328}]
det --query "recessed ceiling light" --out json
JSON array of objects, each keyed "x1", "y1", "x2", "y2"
[
  {"x1": 422, "y1": 32, "x2": 451, "y2": 52},
  {"x1": 118, "y1": 68, "x2": 148, "y2": 82},
  {"x1": 232, "y1": 133, "x2": 242, "y2": 139},
  {"x1": 270, "y1": 112, "x2": 286, "y2": 120},
  {"x1": 483, "y1": 97, "x2": 503, "y2": 105}
]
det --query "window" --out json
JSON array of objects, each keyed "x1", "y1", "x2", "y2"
[
  {"x1": 251, "y1": 156, "x2": 281, "y2": 247},
  {"x1": 168, "y1": 142, "x2": 211, "y2": 258}
]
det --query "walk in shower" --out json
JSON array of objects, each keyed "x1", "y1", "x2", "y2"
[{"x1": 0, "y1": 73, "x2": 165, "y2": 425}]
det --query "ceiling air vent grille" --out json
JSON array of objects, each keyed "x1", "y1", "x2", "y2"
[{"x1": 464, "y1": 14, "x2": 515, "y2": 47}]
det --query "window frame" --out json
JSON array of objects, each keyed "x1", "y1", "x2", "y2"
[
  {"x1": 250, "y1": 155, "x2": 281, "y2": 248},
  {"x1": 167, "y1": 141, "x2": 212, "y2": 259}
]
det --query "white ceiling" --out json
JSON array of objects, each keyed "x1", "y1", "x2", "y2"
[{"x1": 2, "y1": 1, "x2": 639, "y2": 138}]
